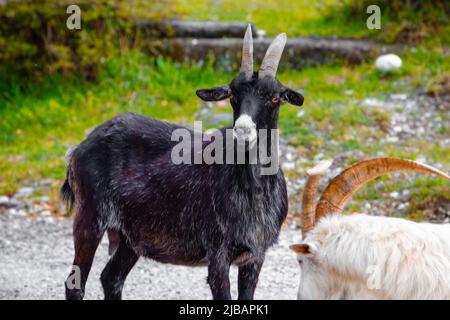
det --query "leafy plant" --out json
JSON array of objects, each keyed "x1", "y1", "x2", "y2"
[{"x1": 0, "y1": 0, "x2": 179, "y2": 79}]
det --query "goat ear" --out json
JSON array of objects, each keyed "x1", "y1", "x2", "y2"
[
  {"x1": 196, "y1": 85, "x2": 232, "y2": 101},
  {"x1": 281, "y1": 88, "x2": 304, "y2": 106},
  {"x1": 290, "y1": 243, "x2": 311, "y2": 255}
]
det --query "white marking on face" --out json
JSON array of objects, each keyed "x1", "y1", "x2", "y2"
[{"x1": 233, "y1": 114, "x2": 257, "y2": 145}]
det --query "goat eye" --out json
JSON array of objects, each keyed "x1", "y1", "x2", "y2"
[{"x1": 271, "y1": 97, "x2": 279, "y2": 104}]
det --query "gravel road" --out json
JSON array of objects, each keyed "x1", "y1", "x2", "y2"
[{"x1": 0, "y1": 212, "x2": 301, "y2": 300}]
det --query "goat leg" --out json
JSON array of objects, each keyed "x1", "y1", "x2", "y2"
[
  {"x1": 100, "y1": 236, "x2": 139, "y2": 300},
  {"x1": 237, "y1": 259, "x2": 264, "y2": 300},
  {"x1": 65, "y1": 205, "x2": 104, "y2": 300},
  {"x1": 207, "y1": 252, "x2": 232, "y2": 300}
]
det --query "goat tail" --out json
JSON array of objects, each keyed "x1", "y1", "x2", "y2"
[
  {"x1": 61, "y1": 145, "x2": 78, "y2": 213},
  {"x1": 60, "y1": 166, "x2": 75, "y2": 214}
]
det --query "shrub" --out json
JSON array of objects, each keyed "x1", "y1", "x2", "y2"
[
  {"x1": 0, "y1": 0, "x2": 179, "y2": 79},
  {"x1": 333, "y1": 0, "x2": 450, "y2": 44}
]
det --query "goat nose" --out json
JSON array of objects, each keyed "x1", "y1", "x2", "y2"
[{"x1": 234, "y1": 126, "x2": 251, "y2": 136}]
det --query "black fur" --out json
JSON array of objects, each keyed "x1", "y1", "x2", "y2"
[
  {"x1": 60, "y1": 166, "x2": 75, "y2": 212},
  {"x1": 63, "y1": 72, "x2": 302, "y2": 300}
]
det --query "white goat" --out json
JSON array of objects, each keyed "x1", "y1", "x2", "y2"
[{"x1": 290, "y1": 158, "x2": 450, "y2": 300}]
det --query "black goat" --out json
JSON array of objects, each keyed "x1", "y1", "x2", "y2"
[{"x1": 62, "y1": 25, "x2": 304, "y2": 300}]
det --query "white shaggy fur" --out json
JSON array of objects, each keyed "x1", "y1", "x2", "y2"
[{"x1": 296, "y1": 214, "x2": 450, "y2": 299}]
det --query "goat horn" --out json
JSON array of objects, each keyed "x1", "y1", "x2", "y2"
[
  {"x1": 315, "y1": 157, "x2": 450, "y2": 220},
  {"x1": 301, "y1": 159, "x2": 333, "y2": 238},
  {"x1": 258, "y1": 33, "x2": 287, "y2": 79},
  {"x1": 240, "y1": 24, "x2": 254, "y2": 80}
]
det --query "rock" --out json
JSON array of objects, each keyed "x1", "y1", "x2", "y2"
[
  {"x1": 14, "y1": 187, "x2": 35, "y2": 199},
  {"x1": 40, "y1": 210, "x2": 52, "y2": 217},
  {"x1": 8, "y1": 208, "x2": 27, "y2": 216},
  {"x1": 0, "y1": 196, "x2": 19, "y2": 208},
  {"x1": 386, "y1": 136, "x2": 399, "y2": 143},
  {"x1": 36, "y1": 216, "x2": 55, "y2": 223},
  {"x1": 36, "y1": 196, "x2": 50, "y2": 203},
  {"x1": 361, "y1": 97, "x2": 384, "y2": 107},
  {"x1": 29, "y1": 205, "x2": 44, "y2": 214},
  {"x1": 15, "y1": 200, "x2": 33, "y2": 210},
  {"x1": 389, "y1": 191, "x2": 399, "y2": 199},
  {"x1": 391, "y1": 93, "x2": 408, "y2": 100},
  {"x1": 375, "y1": 54, "x2": 402, "y2": 72},
  {"x1": 282, "y1": 161, "x2": 296, "y2": 171}
]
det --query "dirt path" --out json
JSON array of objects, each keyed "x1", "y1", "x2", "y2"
[{"x1": 0, "y1": 212, "x2": 301, "y2": 300}]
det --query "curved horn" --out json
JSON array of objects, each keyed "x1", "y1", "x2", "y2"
[
  {"x1": 302, "y1": 160, "x2": 333, "y2": 238},
  {"x1": 240, "y1": 24, "x2": 254, "y2": 80},
  {"x1": 258, "y1": 33, "x2": 287, "y2": 79},
  {"x1": 315, "y1": 157, "x2": 450, "y2": 220}
]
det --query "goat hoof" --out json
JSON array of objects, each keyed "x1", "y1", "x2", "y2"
[{"x1": 65, "y1": 288, "x2": 84, "y2": 300}]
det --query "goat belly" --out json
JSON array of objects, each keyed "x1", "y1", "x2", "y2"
[
  {"x1": 232, "y1": 251, "x2": 257, "y2": 266},
  {"x1": 133, "y1": 241, "x2": 208, "y2": 266}
]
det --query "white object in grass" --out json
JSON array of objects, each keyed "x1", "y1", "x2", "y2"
[{"x1": 375, "y1": 54, "x2": 402, "y2": 72}]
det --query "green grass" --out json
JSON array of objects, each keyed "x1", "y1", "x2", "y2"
[
  {"x1": 0, "y1": 53, "x2": 229, "y2": 194},
  {"x1": 1, "y1": 48, "x2": 448, "y2": 197},
  {"x1": 0, "y1": 1, "x2": 449, "y2": 217}
]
